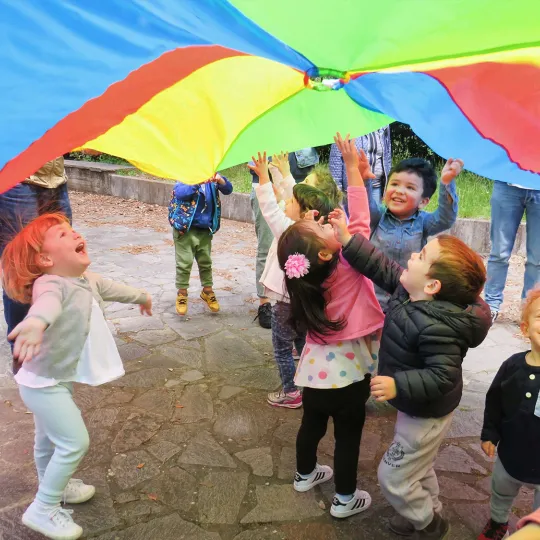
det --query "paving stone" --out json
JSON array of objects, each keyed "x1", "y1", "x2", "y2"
[
  {"x1": 164, "y1": 379, "x2": 185, "y2": 388},
  {"x1": 118, "y1": 342, "x2": 150, "y2": 362},
  {"x1": 359, "y1": 430, "x2": 382, "y2": 462},
  {"x1": 131, "y1": 388, "x2": 174, "y2": 418},
  {"x1": 199, "y1": 471, "x2": 249, "y2": 524},
  {"x1": 115, "y1": 316, "x2": 164, "y2": 333},
  {"x1": 114, "y1": 367, "x2": 171, "y2": 388},
  {"x1": 241, "y1": 485, "x2": 325, "y2": 523},
  {"x1": 111, "y1": 450, "x2": 161, "y2": 490},
  {"x1": 205, "y1": 331, "x2": 265, "y2": 372},
  {"x1": 218, "y1": 385, "x2": 245, "y2": 400},
  {"x1": 125, "y1": 352, "x2": 190, "y2": 373},
  {"x1": 0, "y1": 504, "x2": 45, "y2": 540},
  {"x1": 233, "y1": 529, "x2": 286, "y2": 540},
  {"x1": 89, "y1": 407, "x2": 119, "y2": 428},
  {"x1": 178, "y1": 431, "x2": 236, "y2": 468},
  {"x1": 66, "y1": 466, "x2": 120, "y2": 536},
  {"x1": 281, "y1": 523, "x2": 339, "y2": 540},
  {"x1": 156, "y1": 426, "x2": 193, "y2": 445},
  {"x1": 140, "y1": 467, "x2": 198, "y2": 509},
  {"x1": 468, "y1": 442, "x2": 496, "y2": 464},
  {"x1": 451, "y1": 503, "x2": 518, "y2": 535},
  {"x1": 117, "y1": 499, "x2": 168, "y2": 526},
  {"x1": 114, "y1": 491, "x2": 140, "y2": 504},
  {"x1": 277, "y1": 446, "x2": 296, "y2": 480},
  {"x1": 0, "y1": 466, "x2": 36, "y2": 509},
  {"x1": 146, "y1": 440, "x2": 181, "y2": 462},
  {"x1": 108, "y1": 513, "x2": 221, "y2": 540},
  {"x1": 157, "y1": 343, "x2": 204, "y2": 369},
  {"x1": 435, "y1": 444, "x2": 487, "y2": 475},
  {"x1": 438, "y1": 476, "x2": 488, "y2": 501},
  {"x1": 73, "y1": 386, "x2": 111, "y2": 410},
  {"x1": 102, "y1": 389, "x2": 135, "y2": 405},
  {"x1": 213, "y1": 397, "x2": 277, "y2": 442},
  {"x1": 223, "y1": 366, "x2": 281, "y2": 391},
  {"x1": 134, "y1": 328, "x2": 178, "y2": 346},
  {"x1": 112, "y1": 411, "x2": 164, "y2": 453},
  {"x1": 181, "y1": 369, "x2": 205, "y2": 382},
  {"x1": 173, "y1": 385, "x2": 213, "y2": 424},
  {"x1": 162, "y1": 313, "x2": 223, "y2": 340},
  {"x1": 445, "y1": 407, "x2": 484, "y2": 438},
  {"x1": 274, "y1": 421, "x2": 299, "y2": 444},
  {"x1": 235, "y1": 447, "x2": 273, "y2": 477}
]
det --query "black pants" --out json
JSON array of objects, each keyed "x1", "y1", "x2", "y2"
[{"x1": 296, "y1": 378, "x2": 371, "y2": 495}]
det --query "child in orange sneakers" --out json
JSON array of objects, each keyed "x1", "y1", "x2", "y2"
[
  {"x1": 168, "y1": 174, "x2": 233, "y2": 315},
  {"x1": 478, "y1": 286, "x2": 540, "y2": 540}
]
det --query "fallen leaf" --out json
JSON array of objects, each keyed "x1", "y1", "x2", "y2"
[
  {"x1": 136, "y1": 463, "x2": 145, "y2": 469},
  {"x1": 168, "y1": 368, "x2": 173, "y2": 372},
  {"x1": 318, "y1": 500, "x2": 326, "y2": 510},
  {"x1": 147, "y1": 494, "x2": 158, "y2": 501},
  {"x1": 4, "y1": 400, "x2": 12, "y2": 407},
  {"x1": 200, "y1": 481, "x2": 214, "y2": 488},
  {"x1": 175, "y1": 403, "x2": 184, "y2": 408}
]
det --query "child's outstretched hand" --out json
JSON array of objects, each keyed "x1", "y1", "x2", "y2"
[
  {"x1": 8, "y1": 317, "x2": 47, "y2": 363},
  {"x1": 247, "y1": 152, "x2": 270, "y2": 185},
  {"x1": 329, "y1": 208, "x2": 351, "y2": 246},
  {"x1": 481, "y1": 440, "x2": 496, "y2": 459},
  {"x1": 303, "y1": 209, "x2": 320, "y2": 221},
  {"x1": 370, "y1": 375, "x2": 397, "y2": 402},
  {"x1": 334, "y1": 132, "x2": 359, "y2": 169},
  {"x1": 140, "y1": 295, "x2": 153, "y2": 316},
  {"x1": 358, "y1": 148, "x2": 376, "y2": 181},
  {"x1": 271, "y1": 151, "x2": 291, "y2": 178},
  {"x1": 441, "y1": 158, "x2": 464, "y2": 185}
]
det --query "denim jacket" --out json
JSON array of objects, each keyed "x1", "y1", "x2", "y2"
[{"x1": 368, "y1": 179, "x2": 458, "y2": 309}]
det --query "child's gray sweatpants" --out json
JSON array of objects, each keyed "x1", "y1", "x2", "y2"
[
  {"x1": 378, "y1": 411, "x2": 454, "y2": 530},
  {"x1": 491, "y1": 458, "x2": 540, "y2": 523}
]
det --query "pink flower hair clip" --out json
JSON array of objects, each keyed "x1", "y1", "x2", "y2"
[{"x1": 284, "y1": 253, "x2": 310, "y2": 279}]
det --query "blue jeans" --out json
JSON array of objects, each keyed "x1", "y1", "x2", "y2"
[
  {"x1": 19, "y1": 383, "x2": 89, "y2": 506},
  {"x1": 271, "y1": 301, "x2": 306, "y2": 392},
  {"x1": 0, "y1": 182, "x2": 72, "y2": 364},
  {"x1": 485, "y1": 182, "x2": 540, "y2": 311}
]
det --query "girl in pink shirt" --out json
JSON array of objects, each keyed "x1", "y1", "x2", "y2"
[{"x1": 276, "y1": 134, "x2": 384, "y2": 519}]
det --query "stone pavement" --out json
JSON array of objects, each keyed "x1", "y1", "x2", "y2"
[{"x1": 0, "y1": 194, "x2": 530, "y2": 540}]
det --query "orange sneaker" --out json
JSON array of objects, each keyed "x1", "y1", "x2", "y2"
[
  {"x1": 200, "y1": 290, "x2": 220, "y2": 312},
  {"x1": 176, "y1": 292, "x2": 188, "y2": 316}
]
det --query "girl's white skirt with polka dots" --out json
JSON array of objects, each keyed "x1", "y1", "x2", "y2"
[{"x1": 294, "y1": 333, "x2": 380, "y2": 389}]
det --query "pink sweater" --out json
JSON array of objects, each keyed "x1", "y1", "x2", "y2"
[{"x1": 306, "y1": 185, "x2": 384, "y2": 344}]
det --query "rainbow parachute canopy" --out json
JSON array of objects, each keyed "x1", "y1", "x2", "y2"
[{"x1": 0, "y1": 0, "x2": 539, "y2": 192}]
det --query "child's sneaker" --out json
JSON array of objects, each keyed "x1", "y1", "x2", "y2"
[
  {"x1": 267, "y1": 389, "x2": 302, "y2": 409},
  {"x1": 22, "y1": 502, "x2": 83, "y2": 540},
  {"x1": 63, "y1": 478, "x2": 95, "y2": 504},
  {"x1": 477, "y1": 519, "x2": 509, "y2": 540},
  {"x1": 330, "y1": 489, "x2": 372, "y2": 519},
  {"x1": 176, "y1": 292, "x2": 188, "y2": 316},
  {"x1": 200, "y1": 290, "x2": 220, "y2": 312},
  {"x1": 293, "y1": 464, "x2": 333, "y2": 492}
]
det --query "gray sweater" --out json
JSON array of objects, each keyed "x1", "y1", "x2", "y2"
[{"x1": 23, "y1": 271, "x2": 148, "y2": 379}]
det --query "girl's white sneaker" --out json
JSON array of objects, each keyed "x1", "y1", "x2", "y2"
[
  {"x1": 22, "y1": 502, "x2": 83, "y2": 540},
  {"x1": 330, "y1": 489, "x2": 372, "y2": 519},
  {"x1": 63, "y1": 478, "x2": 96, "y2": 504},
  {"x1": 293, "y1": 464, "x2": 333, "y2": 492}
]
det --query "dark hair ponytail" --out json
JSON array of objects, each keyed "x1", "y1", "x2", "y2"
[{"x1": 277, "y1": 221, "x2": 345, "y2": 343}]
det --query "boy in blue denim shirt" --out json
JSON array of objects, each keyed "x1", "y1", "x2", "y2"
[{"x1": 367, "y1": 157, "x2": 463, "y2": 310}]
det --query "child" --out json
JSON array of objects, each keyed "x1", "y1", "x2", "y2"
[
  {"x1": 478, "y1": 286, "x2": 540, "y2": 540},
  {"x1": 249, "y1": 152, "x2": 335, "y2": 409},
  {"x1": 368, "y1": 157, "x2": 463, "y2": 310},
  {"x1": 168, "y1": 173, "x2": 233, "y2": 316},
  {"x1": 1, "y1": 213, "x2": 152, "y2": 540},
  {"x1": 276, "y1": 134, "x2": 385, "y2": 518},
  {"x1": 330, "y1": 210, "x2": 491, "y2": 538}
]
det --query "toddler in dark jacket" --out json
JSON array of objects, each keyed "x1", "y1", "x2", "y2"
[
  {"x1": 478, "y1": 286, "x2": 540, "y2": 540},
  {"x1": 330, "y1": 210, "x2": 491, "y2": 540}
]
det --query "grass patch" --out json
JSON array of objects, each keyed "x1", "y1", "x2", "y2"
[{"x1": 218, "y1": 164, "x2": 252, "y2": 193}]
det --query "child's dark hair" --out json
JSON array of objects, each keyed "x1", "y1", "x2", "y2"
[
  {"x1": 293, "y1": 184, "x2": 334, "y2": 218},
  {"x1": 428, "y1": 234, "x2": 486, "y2": 306},
  {"x1": 277, "y1": 221, "x2": 345, "y2": 341},
  {"x1": 390, "y1": 158, "x2": 438, "y2": 199},
  {"x1": 309, "y1": 164, "x2": 342, "y2": 207}
]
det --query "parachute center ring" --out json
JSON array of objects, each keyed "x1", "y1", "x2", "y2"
[{"x1": 304, "y1": 67, "x2": 351, "y2": 91}]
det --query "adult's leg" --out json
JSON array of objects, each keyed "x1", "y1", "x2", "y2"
[
  {"x1": 39, "y1": 183, "x2": 73, "y2": 224},
  {"x1": 19, "y1": 384, "x2": 90, "y2": 506},
  {"x1": 271, "y1": 302, "x2": 298, "y2": 393},
  {"x1": 296, "y1": 387, "x2": 330, "y2": 476},
  {"x1": 490, "y1": 458, "x2": 523, "y2": 523},
  {"x1": 173, "y1": 228, "x2": 196, "y2": 292},
  {"x1": 523, "y1": 189, "x2": 540, "y2": 299},
  {"x1": 485, "y1": 182, "x2": 526, "y2": 313},
  {"x1": 332, "y1": 378, "x2": 371, "y2": 496},
  {"x1": 377, "y1": 412, "x2": 453, "y2": 531}
]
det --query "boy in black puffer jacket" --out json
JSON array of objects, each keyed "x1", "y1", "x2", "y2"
[{"x1": 330, "y1": 209, "x2": 491, "y2": 540}]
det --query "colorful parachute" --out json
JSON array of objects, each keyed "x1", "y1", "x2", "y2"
[{"x1": 0, "y1": 0, "x2": 539, "y2": 193}]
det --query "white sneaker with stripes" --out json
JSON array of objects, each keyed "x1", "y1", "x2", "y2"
[
  {"x1": 293, "y1": 464, "x2": 333, "y2": 492},
  {"x1": 330, "y1": 489, "x2": 372, "y2": 519}
]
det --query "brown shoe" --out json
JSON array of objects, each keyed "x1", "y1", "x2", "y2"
[
  {"x1": 200, "y1": 290, "x2": 220, "y2": 312},
  {"x1": 389, "y1": 514, "x2": 415, "y2": 536},
  {"x1": 412, "y1": 514, "x2": 450, "y2": 540},
  {"x1": 176, "y1": 292, "x2": 188, "y2": 316}
]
